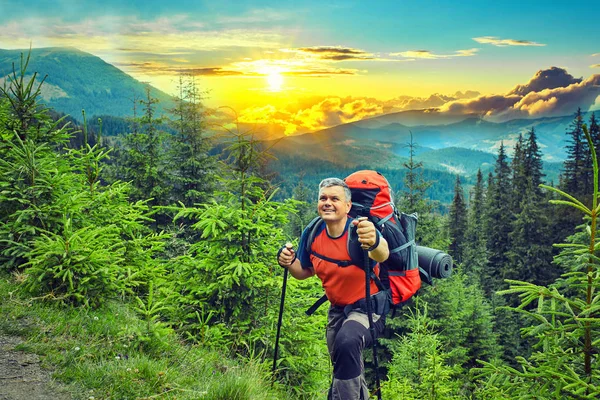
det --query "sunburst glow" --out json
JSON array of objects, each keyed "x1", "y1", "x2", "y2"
[{"x1": 266, "y1": 70, "x2": 284, "y2": 92}]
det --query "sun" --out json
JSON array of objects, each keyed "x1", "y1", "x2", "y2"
[{"x1": 266, "y1": 70, "x2": 284, "y2": 92}]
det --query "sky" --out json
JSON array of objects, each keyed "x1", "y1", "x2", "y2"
[{"x1": 1, "y1": 0, "x2": 599, "y2": 136}]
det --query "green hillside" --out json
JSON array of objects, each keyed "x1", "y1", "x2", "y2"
[{"x1": 0, "y1": 47, "x2": 175, "y2": 119}]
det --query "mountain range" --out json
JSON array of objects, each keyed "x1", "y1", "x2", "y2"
[{"x1": 0, "y1": 47, "x2": 587, "y2": 187}]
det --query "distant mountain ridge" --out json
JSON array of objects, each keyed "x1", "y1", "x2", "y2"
[
  {"x1": 0, "y1": 46, "x2": 583, "y2": 186},
  {"x1": 270, "y1": 110, "x2": 589, "y2": 168},
  {"x1": 0, "y1": 47, "x2": 176, "y2": 119}
]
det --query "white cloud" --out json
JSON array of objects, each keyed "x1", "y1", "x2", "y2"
[{"x1": 473, "y1": 36, "x2": 545, "y2": 47}]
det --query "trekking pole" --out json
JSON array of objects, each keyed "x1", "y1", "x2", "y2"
[
  {"x1": 272, "y1": 243, "x2": 291, "y2": 378},
  {"x1": 363, "y1": 240, "x2": 383, "y2": 400}
]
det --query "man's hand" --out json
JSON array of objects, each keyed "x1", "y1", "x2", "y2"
[
  {"x1": 278, "y1": 242, "x2": 296, "y2": 267},
  {"x1": 353, "y1": 217, "x2": 377, "y2": 250}
]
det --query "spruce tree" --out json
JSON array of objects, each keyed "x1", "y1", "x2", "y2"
[
  {"x1": 483, "y1": 143, "x2": 512, "y2": 296},
  {"x1": 554, "y1": 109, "x2": 589, "y2": 243},
  {"x1": 168, "y1": 75, "x2": 216, "y2": 206},
  {"x1": 397, "y1": 133, "x2": 447, "y2": 249},
  {"x1": 113, "y1": 86, "x2": 170, "y2": 208},
  {"x1": 562, "y1": 108, "x2": 587, "y2": 197},
  {"x1": 507, "y1": 128, "x2": 556, "y2": 286},
  {"x1": 448, "y1": 175, "x2": 467, "y2": 265},
  {"x1": 511, "y1": 133, "x2": 527, "y2": 214},
  {"x1": 589, "y1": 112, "x2": 600, "y2": 164},
  {"x1": 399, "y1": 132, "x2": 431, "y2": 213},
  {"x1": 463, "y1": 169, "x2": 487, "y2": 279}
]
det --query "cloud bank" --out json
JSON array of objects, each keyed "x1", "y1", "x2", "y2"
[
  {"x1": 440, "y1": 67, "x2": 600, "y2": 121},
  {"x1": 236, "y1": 67, "x2": 600, "y2": 137}
]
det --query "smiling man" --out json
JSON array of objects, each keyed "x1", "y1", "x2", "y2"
[{"x1": 278, "y1": 177, "x2": 389, "y2": 399}]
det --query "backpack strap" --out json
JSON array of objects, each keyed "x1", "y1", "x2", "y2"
[
  {"x1": 310, "y1": 250, "x2": 354, "y2": 267},
  {"x1": 306, "y1": 216, "x2": 355, "y2": 268},
  {"x1": 389, "y1": 239, "x2": 415, "y2": 255},
  {"x1": 306, "y1": 294, "x2": 328, "y2": 316},
  {"x1": 304, "y1": 216, "x2": 385, "y2": 315}
]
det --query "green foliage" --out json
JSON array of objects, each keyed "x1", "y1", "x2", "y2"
[
  {"x1": 0, "y1": 278, "x2": 284, "y2": 400},
  {"x1": 0, "y1": 133, "x2": 74, "y2": 269},
  {"x1": 132, "y1": 281, "x2": 174, "y2": 354},
  {"x1": 420, "y1": 271, "x2": 500, "y2": 371},
  {"x1": 382, "y1": 302, "x2": 462, "y2": 399},
  {"x1": 477, "y1": 124, "x2": 600, "y2": 398},
  {"x1": 23, "y1": 218, "x2": 126, "y2": 306},
  {"x1": 108, "y1": 86, "x2": 172, "y2": 207},
  {"x1": 168, "y1": 75, "x2": 216, "y2": 206},
  {"x1": 463, "y1": 169, "x2": 487, "y2": 278},
  {"x1": 483, "y1": 143, "x2": 513, "y2": 296}
]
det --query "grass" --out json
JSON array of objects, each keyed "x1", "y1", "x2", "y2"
[{"x1": 0, "y1": 276, "x2": 289, "y2": 400}]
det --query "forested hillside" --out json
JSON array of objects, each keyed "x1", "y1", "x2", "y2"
[
  {"x1": 0, "y1": 47, "x2": 176, "y2": 118},
  {"x1": 1, "y1": 52, "x2": 599, "y2": 399}
]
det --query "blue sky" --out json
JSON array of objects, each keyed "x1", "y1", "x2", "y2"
[{"x1": 1, "y1": 0, "x2": 599, "y2": 135}]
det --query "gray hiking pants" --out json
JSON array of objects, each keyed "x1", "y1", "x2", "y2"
[{"x1": 326, "y1": 306, "x2": 385, "y2": 400}]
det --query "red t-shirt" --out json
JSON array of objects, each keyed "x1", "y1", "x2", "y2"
[{"x1": 302, "y1": 218, "x2": 380, "y2": 306}]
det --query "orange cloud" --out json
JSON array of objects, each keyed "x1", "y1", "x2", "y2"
[{"x1": 293, "y1": 97, "x2": 383, "y2": 131}]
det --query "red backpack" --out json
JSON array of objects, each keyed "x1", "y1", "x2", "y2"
[
  {"x1": 304, "y1": 170, "x2": 423, "y2": 315},
  {"x1": 345, "y1": 170, "x2": 422, "y2": 305}
]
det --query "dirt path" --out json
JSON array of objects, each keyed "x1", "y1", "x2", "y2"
[{"x1": 0, "y1": 334, "x2": 71, "y2": 400}]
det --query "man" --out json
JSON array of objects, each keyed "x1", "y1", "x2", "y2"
[{"x1": 278, "y1": 177, "x2": 389, "y2": 400}]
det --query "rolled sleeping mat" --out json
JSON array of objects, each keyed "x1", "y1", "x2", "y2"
[{"x1": 416, "y1": 246, "x2": 453, "y2": 280}]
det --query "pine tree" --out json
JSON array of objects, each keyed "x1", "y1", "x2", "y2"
[
  {"x1": 589, "y1": 112, "x2": 600, "y2": 165},
  {"x1": 397, "y1": 133, "x2": 447, "y2": 249},
  {"x1": 399, "y1": 132, "x2": 432, "y2": 213},
  {"x1": 554, "y1": 109, "x2": 589, "y2": 243},
  {"x1": 168, "y1": 75, "x2": 216, "y2": 206},
  {"x1": 113, "y1": 86, "x2": 170, "y2": 208},
  {"x1": 507, "y1": 128, "x2": 556, "y2": 286},
  {"x1": 562, "y1": 108, "x2": 587, "y2": 197},
  {"x1": 511, "y1": 133, "x2": 527, "y2": 214},
  {"x1": 448, "y1": 175, "x2": 467, "y2": 265},
  {"x1": 463, "y1": 169, "x2": 487, "y2": 279},
  {"x1": 483, "y1": 143, "x2": 512, "y2": 296}
]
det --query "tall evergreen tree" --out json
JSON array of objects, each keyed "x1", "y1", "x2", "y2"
[
  {"x1": 463, "y1": 169, "x2": 487, "y2": 279},
  {"x1": 397, "y1": 133, "x2": 448, "y2": 249},
  {"x1": 511, "y1": 133, "x2": 527, "y2": 214},
  {"x1": 507, "y1": 127, "x2": 556, "y2": 285},
  {"x1": 398, "y1": 132, "x2": 432, "y2": 213},
  {"x1": 168, "y1": 75, "x2": 216, "y2": 206},
  {"x1": 448, "y1": 175, "x2": 467, "y2": 265},
  {"x1": 589, "y1": 112, "x2": 600, "y2": 166},
  {"x1": 483, "y1": 143, "x2": 512, "y2": 296},
  {"x1": 554, "y1": 108, "x2": 589, "y2": 242},
  {"x1": 562, "y1": 108, "x2": 587, "y2": 197},
  {"x1": 113, "y1": 86, "x2": 170, "y2": 208}
]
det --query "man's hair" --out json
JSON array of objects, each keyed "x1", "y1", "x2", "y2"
[{"x1": 319, "y1": 177, "x2": 352, "y2": 202}]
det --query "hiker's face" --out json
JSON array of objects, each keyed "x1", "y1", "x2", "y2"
[{"x1": 318, "y1": 186, "x2": 351, "y2": 222}]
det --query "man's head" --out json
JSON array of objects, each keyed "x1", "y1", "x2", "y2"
[{"x1": 318, "y1": 178, "x2": 352, "y2": 223}]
